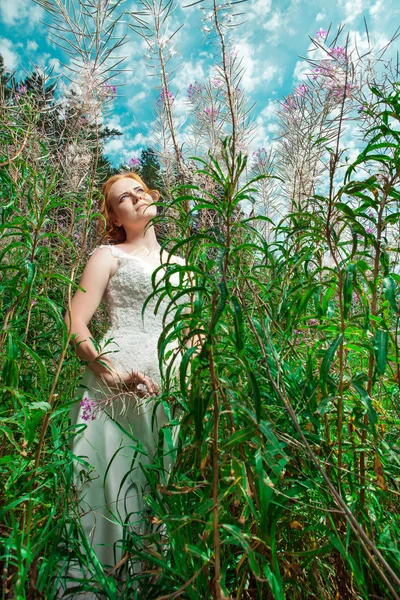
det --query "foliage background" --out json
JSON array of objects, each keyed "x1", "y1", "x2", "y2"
[{"x1": 0, "y1": 1, "x2": 399, "y2": 599}]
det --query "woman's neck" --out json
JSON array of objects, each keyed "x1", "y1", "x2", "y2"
[{"x1": 122, "y1": 226, "x2": 161, "y2": 253}]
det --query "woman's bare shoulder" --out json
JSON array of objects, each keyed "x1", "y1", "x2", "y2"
[{"x1": 87, "y1": 245, "x2": 119, "y2": 277}]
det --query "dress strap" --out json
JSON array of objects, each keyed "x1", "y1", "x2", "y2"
[{"x1": 88, "y1": 244, "x2": 126, "y2": 259}]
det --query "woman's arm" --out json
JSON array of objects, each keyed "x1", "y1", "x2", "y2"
[{"x1": 64, "y1": 247, "x2": 119, "y2": 383}]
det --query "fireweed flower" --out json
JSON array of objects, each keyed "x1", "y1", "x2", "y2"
[
  {"x1": 80, "y1": 398, "x2": 96, "y2": 421},
  {"x1": 366, "y1": 227, "x2": 374, "y2": 234},
  {"x1": 295, "y1": 84, "x2": 308, "y2": 97},
  {"x1": 103, "y1": 82, "x2": 117, "y2": 97},
  {"x1": 17, "y1": 84, "x2": 27, "y2": 94},
  {"x1": 205, "y1": 107, "x2": 219, "y2": 121},
  {"x1": 329, "y1": 81, "x2": 353, "y2": 101},
  {"x1": 331, "y1": 46, "x2": 348, "y2": 60},
  {"x1": 316, "y1": 28, "x2": 327, "y2": 41},
  {"x1": 128, "y1": 157, "x2": 140, "y2": 168},
  {"x1": 212, "y1": 77, "x2": 223, "y2": 88},
  {"x1": 253, "y1": 147, "x2": 267, "y2": 166},
  {"x1": 187, "y1": 82, "x2": 201, "y2": 98},
  {"x1": 158, "y1": 89, "x2": 175, "y2": 104},
  {"x1": 283, "y1": 95, "x2": 298, "y2": 112},
  {"x1": 312, "y1": 67, "x2": 322, "y2": 80}
]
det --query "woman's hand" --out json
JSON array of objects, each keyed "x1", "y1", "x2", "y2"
[
  {"x1": 100, "y1": 368, "x2": 159, "y2": 397},
  {"x1": 120, "y1": 370, "x2": 160, "y2": 397}
]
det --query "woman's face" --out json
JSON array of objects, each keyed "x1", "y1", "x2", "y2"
[{"x1": 108, "y1": 177, "x2": 157, "y2": 229}]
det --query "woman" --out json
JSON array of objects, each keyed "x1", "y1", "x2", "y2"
[{"x1": 63, "y1": 172, "x2": 185, "y2": 594}]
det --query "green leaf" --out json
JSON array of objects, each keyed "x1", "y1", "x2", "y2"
[
  {"x1": 320, "y1": 334, "x2": 343, "y2": 393},
  {"x1": 231, "y1": 296, "x2": 244, "y2": 355},
  {"x1": 351, "y1": 377, "x2": 378, "y2": 433},
  {"x1": 221, "y1": 426, "x2": 255, "y2": 449},
  {"x1": 17, "y1": 340, "x2": 48, "y2": 389},
  {"x1": 343, "y1": 265, "x2": 355, "y2": 319},
  {"x1": 383, "y1": 276, "x2": 398, "y2": 313},
  {"x1": 375, "y1": 329, "x2": 389, "y2": 375},
  {"x1": 248, "y1": 370, "x2": 261, "y2": 423}
]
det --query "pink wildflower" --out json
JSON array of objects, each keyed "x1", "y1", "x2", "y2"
[
  {"x1": 331, "y1": 46, "x2": 348, "y2": 60},
  {"x1": 103, "y1": 82, "x2": 117, "y2": 97},
  {"x1": 205, "y1": 107, "x2": 219, "y2": 122},
  {"x1": 80, "y1": 398, "x2": 96, "y2": 421},
  {"x1": 158, "y1": 89, "x2": 175, "y2": 104},
  {"x1": 316, "y1": 28, "x2": 327, "y2": 41},
  {"x1": 282, "y1": 95, "x2": 298, "y2": 111},
  {"x1": 187, "y1": 82, "x2": 201, "y2": 98},
  {"x1": 211, "y1": 77, "x2": 223, "y2": 88},
  {"x1": 295, "y1": 84, "x2": 308, "y2": 97},
  {"x1": 128, "y1": 157, "x2": 140, "y2": 168}
]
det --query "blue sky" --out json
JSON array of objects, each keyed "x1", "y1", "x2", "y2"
[{"x1": 0, "y1": 0, "x2": 399, "y2": 168}]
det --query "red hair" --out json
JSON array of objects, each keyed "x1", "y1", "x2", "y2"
[{"x1": 96, "y1": 172, "x2": 160, "y2": 243}]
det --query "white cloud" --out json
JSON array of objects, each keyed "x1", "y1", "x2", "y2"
[
  {"x1": 0, "y1": 0, "x2": 44, "y2": 26},
  {"x1": 234, "y1": 40, "x2": 282, "y2": 92},
  {"x1": 292, "y1": 59, "x2": 312, "y2": 82},
  {"x1": 260, "y1": 99, "x2": 280, "y2": 120},
  {"x1": 247, "y1": 0, "x2": 272, "y2": 21},
  {"x1": 172, "y1": 58, "x2": 207, "y2": 92},
  {"x1": 103, "y1": 131, "x2": 147, "y2": 164},
  {"x1": 0, "y1": 38, "x2": 19, "y2": 71},
  {"x1": 337, "y1": 0, "x2": 364, "y2": 24},
  {"x1": 127, "y1": 90, "x2": 147, "y2": 108},
  {"x1": 27, "y1": 40, "x2": 38, "y2": 52},
  {"x1": 104, "y1": 138, "x2": 124, "y2": 155},
  {"x1": 316, "y1": 12, "x2": 326, "y2": 22},
  {"x1": 263, "y1": 11, "x2": 285, "y2": 32},
  {"x1": 48, "y1": 58, "x2": 62, "y2": 73},
  {"x1": 369, "y1": 0, "x2": 384, "y2": 18}
]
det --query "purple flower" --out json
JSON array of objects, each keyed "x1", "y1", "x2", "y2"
[
  {"x1": 309, "y1": 318, "x2": 317, "y2": 325},
  {"x1": 368, "y1": 211, "x2": 375, "y2": 217},
  {"x1": 17, "y1": 84, "x2": 27, "y2": 95},
  {"x1": 331, "y1": 46, "x2": 348, "y2": 60},
  {"x1": 211, "y1": 77, "x2": 223, "y2": 88},
  {"x1": 104, "y1": 82, "x2": 117, "y2": 97},
  {"x1": 128, "y1": 157, "x2": 140, "y2": 168},
  {"x1": 295, "y1": 84, "x2": 308, "y2": 97},
  {"x1": 80, "y1": 398, "x2": 96, "y2": 421},
  {"x1": 158, "y1": 89, "x2": 175, "y2": 104},
  {"x1": 282, "y1": 95, "x2": 298, "y2": 111},
  {"x1": 205, "y1": 107, "x2": 219, "y2": 121},
  {"x1": 316, "y1": 28, "x2": 327, "y2": 41},
  {"x1": 187, "y1": 82, "x2": 201, "y2": 98},
  {"x1": 366, "y1": 227, "x2": 374, "y2": 234},
  {"x1": 328, "y1": 82, "x2": 353, "y2": 102},
  {"x1": 312, "y1": 67, "x2": 322, "y2": 80}
]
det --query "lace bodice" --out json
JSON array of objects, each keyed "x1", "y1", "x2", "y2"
[
  {"x1": 88, "y1": 244, "x2": 186, "y2": 378},
  {"x1": 91, "y1": 244, "x2": 185, "y2": 332}
]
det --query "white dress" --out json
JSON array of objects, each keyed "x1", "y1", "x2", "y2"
[{"x1": 63, "y1": 244, "x2": 184, "y2": 595}]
